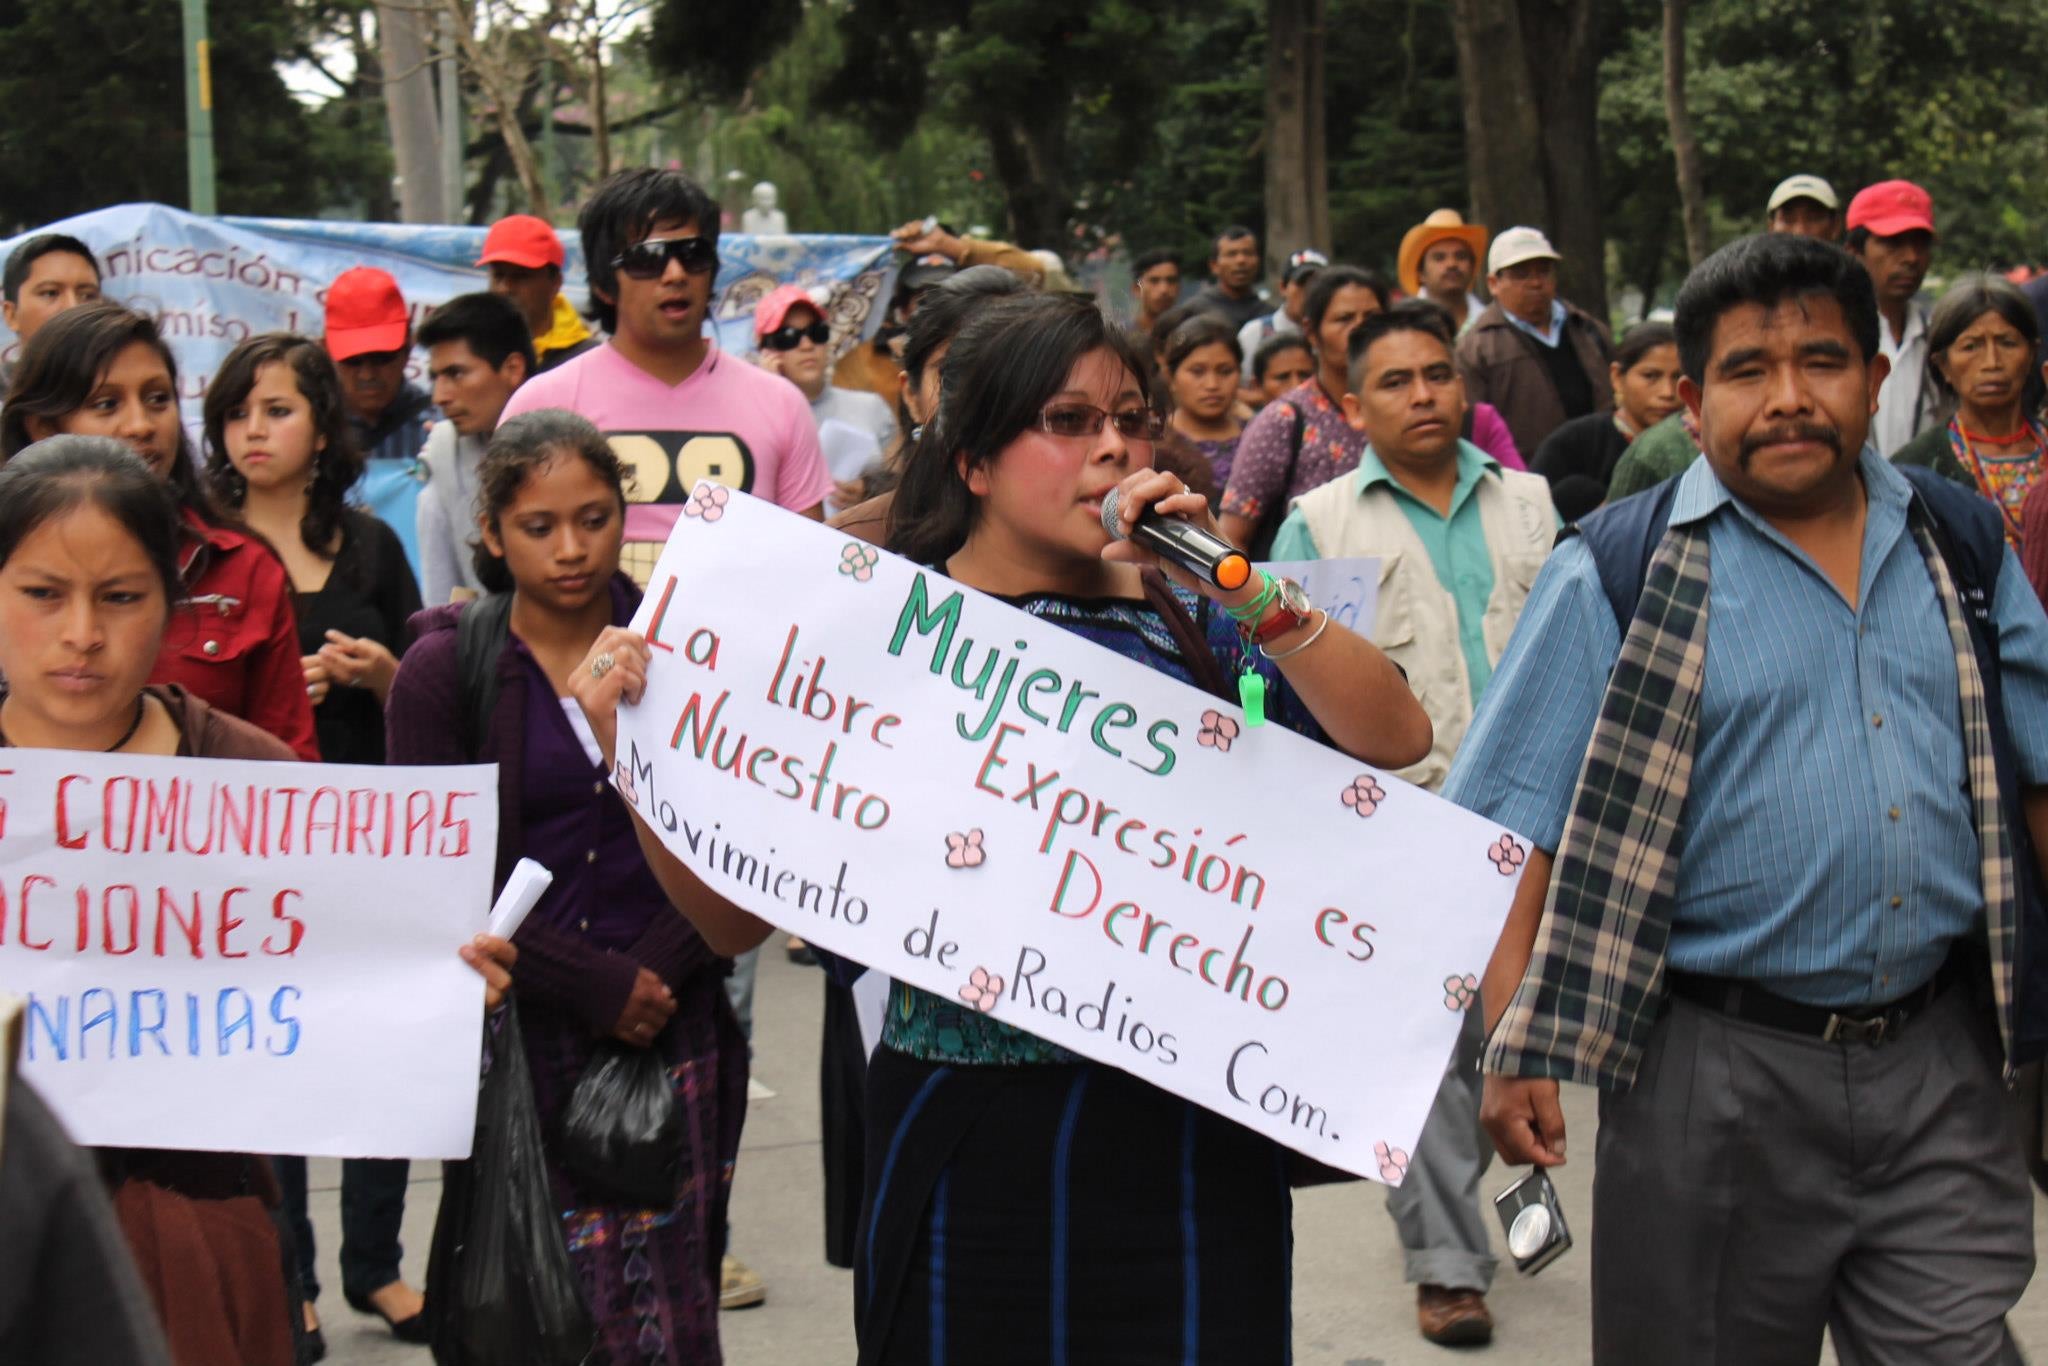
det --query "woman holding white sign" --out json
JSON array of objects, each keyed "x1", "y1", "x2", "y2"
[
  {"x1": 203, "y1": 334, "x2": 431, "y2": 1350},
  {"x1": 0, "y1": 434, "x2": 515, "y2": 1366},
  {"x1": 386, "y1": 410, "x2": 746, "y2": 1366},
  {"x1": 569, "y1": 293, "x2": 1430, "y2": 1363}
]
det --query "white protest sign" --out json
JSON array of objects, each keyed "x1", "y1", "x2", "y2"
[
  {"x1": 1265, "y1": 558, "x2": 1380, "y2": 637},
  {"x1": 614, "y1": 487, "x2": 1527, "y2": 1183},
  {"x1": 0, "y1": 751, "x2": 497, "y2": 1159}
]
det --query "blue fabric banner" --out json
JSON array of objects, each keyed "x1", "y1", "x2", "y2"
[{"x1": 0, "y1": 202, "x2": 897, "y2": 411}]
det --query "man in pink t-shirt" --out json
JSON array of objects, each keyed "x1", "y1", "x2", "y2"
[{"x1": 501, "y1": 168, "x2": 831, "y2": 583}]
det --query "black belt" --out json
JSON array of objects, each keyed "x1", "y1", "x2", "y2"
[{"x1": 1664, "y1": 956, "x2": 1962, "y2": 1046}]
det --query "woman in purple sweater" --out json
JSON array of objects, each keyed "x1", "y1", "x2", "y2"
[{"x1": 386, "y1": 410, "x2": 745, "y2": 1365}]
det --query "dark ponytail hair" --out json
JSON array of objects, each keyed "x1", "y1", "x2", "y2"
[
  {"x1": 471, "y1": 408, "x2": 629, "y2": 594},
  {"x1": 0, "y1": 434, "x2": 183, "y2": 614},
  {"x1": 1, "y1": 301, "x2": 237, "y2": 537},
  {"x1": 1251, "y1": 331, "x2": 1313, "y2": 383},
  {"x1": 886, "y1": 293, "x2": 1156, "y2": 566},
  {"x1": 1163, "y1": 315, "x2": 1243, "y2": 375},
  {"x1": 1613, "y1": 320, "x2": 1677, "y2": 374},
  {"x1": 896, "y1": 265, "x2": 1031, "y2": 438},
  {"x1": 1303, "y1": 266, "x2": 1390, "y2": 334},
  {"x1": 202, "y1": 334, "x2": 365, "y2": 560}
]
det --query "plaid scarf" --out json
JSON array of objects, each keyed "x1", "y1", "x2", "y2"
[{"x1": 1484, "y1": 501, "x2": 2016, "y2": 1089}]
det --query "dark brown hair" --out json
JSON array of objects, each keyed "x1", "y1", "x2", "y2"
[
  {"x1": 1304, "y1": 265, "x2": 1390, "y2": 334},
  {"x1": 203, "y1": 334, "x2": 365, "y2": 559},
  {"x1": 1164, "y1": 315, "x2": 1243, "y2": 375},
  {"x1": 1251, "y1": 331, "x2": 1313, "y2": 383},
  {"x1": 1926, "y1": 272, "x2": 2043, "y2": 409},
  {"x1": 0, "y1": 434, "x2": 183, "y2": 614},
  {"x1": 0, "y1": 301, "x2": 237, "y2": 537},
  {"x1": 1614, "y1": 319, "x2": 1679, "y2": 374},
  {"x1": 471, "y1": 408, "x2": 629, "y2": 594},
  {"x1": 4, "y1": 234, "x2": 100, "y2": 303},
  {"x1": 579, "y1": 168, "x2": 722, "y2": 334},
  {"x1": 886, "y1": 293, "x2": 1156, "y2": 566},
  {"x1": 1674, "y1": 233, "x2": 1877, "y2": 384},
  {"x1": 896, "y1": 265, "x2": 1031, "y2": 439}
]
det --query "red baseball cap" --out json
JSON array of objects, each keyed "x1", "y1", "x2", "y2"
[
  {"x1": 324, "y1": 267, "x2": 410, "y2": 361},
  {"x1": 1846, "y1": 180, "x2": 1936, "y2": 238},
  {"x1": 753, "y1": 283, "x2": 821, "y2": 339},
  {"x1": 478, "y1": 214, "x2": 565, "y2": 270}
]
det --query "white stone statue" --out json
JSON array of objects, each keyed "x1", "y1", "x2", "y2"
[{"x1": 742, "y1": 181, "x2": 790, "y2": 236}]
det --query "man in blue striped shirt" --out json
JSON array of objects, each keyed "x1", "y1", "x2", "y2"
[{"x1": 1446, "y1": 233, "x2": 2048, "y2": 1361}]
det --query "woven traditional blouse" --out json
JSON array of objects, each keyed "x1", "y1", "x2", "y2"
[{"x1": 881, "y1": 583, "x2": 1315, "y2": 1065}]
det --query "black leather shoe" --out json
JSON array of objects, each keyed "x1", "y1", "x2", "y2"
[
  {"x1": 304, "y1": 1326, "x2": 327, "y2": 1363},
  {"x1": 345, "y1": 1290, "x2": 432, "y2": 1344}
]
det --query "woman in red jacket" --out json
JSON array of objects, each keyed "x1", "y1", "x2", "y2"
[{"x1": 1, "y1": 302, "x2": 319, "y2": 759}]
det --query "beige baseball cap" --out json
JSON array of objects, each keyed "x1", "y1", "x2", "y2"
[
  {"x1": 1487, "y1": 226, "x2": 1561, "y2": 276},
  {"x1": 1768, "y1": 174, "x2": 1840, "y2": 213}
]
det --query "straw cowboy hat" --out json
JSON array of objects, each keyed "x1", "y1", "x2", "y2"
[{"x1": 1396, "y1": 210, "x2": 1490, "y2": 297}]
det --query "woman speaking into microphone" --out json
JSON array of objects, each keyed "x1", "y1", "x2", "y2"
[{"x1": 568, "y1": 292, "x2": 1429, "y2": 1363}]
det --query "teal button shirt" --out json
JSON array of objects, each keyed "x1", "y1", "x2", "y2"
[{"x1": 1271, "y1": 440, "x2": 1506, "y2": 704}]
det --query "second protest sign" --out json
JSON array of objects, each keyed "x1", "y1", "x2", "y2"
[{"x1": 0, "y1": 751, "x2": 498, "y2": 1158}]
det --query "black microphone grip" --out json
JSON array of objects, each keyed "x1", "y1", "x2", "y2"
[{"x1": 1099, "y1": 488, "x2": 1253, "y2": 591}]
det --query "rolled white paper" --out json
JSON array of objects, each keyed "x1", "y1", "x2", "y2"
[{"x1": 487, "y1": 858, "x2": 555, "y2": 940}]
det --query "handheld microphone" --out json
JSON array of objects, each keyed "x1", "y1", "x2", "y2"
[{"x1": 1100, "y1": 487, "x2": 1253, "y2": 591}]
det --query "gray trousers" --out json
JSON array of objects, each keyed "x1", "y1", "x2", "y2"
[
  {"x1": 1386, "y1": 1003, "x2": 1498, "y2": 1290},
  {"x1": 725, "y1": 942, "x2": 762, "y2": 1045},
  {"x1": 1593, "y1": 984, "x2": 2033, "y2": 1365}
]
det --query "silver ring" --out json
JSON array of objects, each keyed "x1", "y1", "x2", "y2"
[{"x1": 590, "y1": 652, "x2": 617, "y2": 680}]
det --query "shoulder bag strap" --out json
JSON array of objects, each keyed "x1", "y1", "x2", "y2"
[
  {"x1": 1139, "y1": 567, "x2": 1236, "y2": 704},
  {"x1": 1248, "y1": 399, "x2": 1311, "y2": 559}
]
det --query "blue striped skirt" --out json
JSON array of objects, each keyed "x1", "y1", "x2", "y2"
[{"x1": 855, "y1": 1048, "x2": 1294, "y2": 1365}]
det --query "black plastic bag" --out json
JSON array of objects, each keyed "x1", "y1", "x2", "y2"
[
  {"x1": 426, "y1": 1005, "x2": 595, "y2": 1366},
  {"x1": 559, "y1": 1041, "x2": 685, "y2": 1207}
]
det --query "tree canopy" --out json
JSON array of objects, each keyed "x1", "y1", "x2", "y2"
[
  {"x1": 650, "y1": 0, "x2": 1175, "y2": 250},
  {"x1": 654, "y1": 0, "x2": 2048, "y2": 309},
  {"x1": 1602, "y1": 0, "x2": 2048, "y2": 305},
  {"x1": 0, "y1": 0, "x2": 386, "y2": 230}
]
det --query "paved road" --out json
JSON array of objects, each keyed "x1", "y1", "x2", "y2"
[{"x1": 318, "y1": 948, "x2": 2048, "y2": 1364}]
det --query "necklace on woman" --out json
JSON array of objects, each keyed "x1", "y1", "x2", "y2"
[
  {"x1": 0, "y1": 696, "x2": 148, "y2": 752},
  {"x1": 1948, "y1": 416, "x2": 2047, "y2": 549}
]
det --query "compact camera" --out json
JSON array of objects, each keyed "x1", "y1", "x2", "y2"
[{"x1": 1492, "y1": 1168, "x2": 1572, "y2": 1276}]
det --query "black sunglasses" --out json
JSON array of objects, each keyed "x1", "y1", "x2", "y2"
[
  {"x1": 612, "y1": 235, "x2": 719, "y2": 280},
  {"x1": 760, "y1": 320, "x2": 831, "y2": 351}
]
